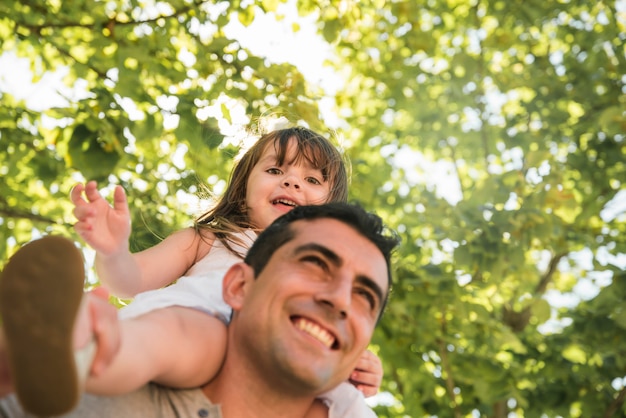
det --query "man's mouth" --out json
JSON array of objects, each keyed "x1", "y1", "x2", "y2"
[
  {"x1": 292, "y1": 317, "x2": 338, "y2": 349},
  {"x1": 272, "y1": 198, "x2": 298, "y2": 208}
]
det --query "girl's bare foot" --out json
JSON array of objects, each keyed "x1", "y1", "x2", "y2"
[{"x1": 0, "y1": 236, "x2": 87, "y2": 416}]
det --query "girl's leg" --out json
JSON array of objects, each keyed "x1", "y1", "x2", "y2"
[{"x1": 85, "y1": 306, "x2": 227, "y2": 395}]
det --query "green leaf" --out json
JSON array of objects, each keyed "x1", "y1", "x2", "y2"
[
  {"x1": 562, "y1": 344, "x2": 587, "y2": 364},
  {"x1": 531, "y1": 298, "x2": 552, "y2": 325},
  {"x1": 221, "y1": 103, "x2": 231, "y2": 124},
  {"x1": 321, "y1": 18, "x2": 340, "y2": 43},
  {"x1": 237, "y1": 7, "x2": 255, "y2": 27},
  {"x1": 261, "y1": 0, "x2": 280, "y2": 12},
  {"x1": 66, "y1": 124, "x2": 120, "y2": 181}
]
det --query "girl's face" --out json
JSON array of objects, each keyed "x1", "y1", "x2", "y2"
[{"x1": 245, "y1": 138, "x2": 332, "y2": 230}]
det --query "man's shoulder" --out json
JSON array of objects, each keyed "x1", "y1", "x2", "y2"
[
  {"x1": 0, "y1": 385, "x2": 221, "y2": 418},
  {"x1": 78, "y1": 384, "x2": 221, "y2": 418}
]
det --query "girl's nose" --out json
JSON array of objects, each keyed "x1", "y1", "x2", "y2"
[{"x1": 282, "y1": 175, "x2": 301, "y2": 190}]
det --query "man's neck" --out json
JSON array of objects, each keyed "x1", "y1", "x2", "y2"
[{"x1": 201, "y1": 358, "x2": 325, "y2": 418}]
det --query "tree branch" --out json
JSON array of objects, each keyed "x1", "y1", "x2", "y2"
[
  {"x1": 438, "y1": 308, "x2": 462, "y2": 418},
  {"x1": 490, "y1": 400, "x2": 507, "y2": 418},
  {"x1": 503, "y1": 251, "x2": 568, "y2": 332},
  {"x1": 603, "y1": 386, "x2": 626, "y2": 418},
  {"x1": 534, "y1": 252, "x2": 568, "y2": 295},
  {"x1": 52, "y1": 43, "x2": 110, "y2": 80},
  {"x1": 473, "y1": 1, "x2": 490, "y2": 165},
  {"x1": 390, "y1": 367, "x2": 405, "y2": 397},
  {"x1": 13, "y1": 0, "x2": 228, "y2": 91},
  {"x1": 0, "y1": 207, "x2": 58, "y2": 225},
  {"x1": 437, "y1": 339, "x2": 461, "y2": 418},
  {"x1": 14, "y1": 0, "x2": 213, "y2": 32},
  {"x1": 448, "y1": 143, "x2": 466, "y2": 201}
]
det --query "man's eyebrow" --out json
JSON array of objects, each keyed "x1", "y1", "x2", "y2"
[
  {"x1": 294, "y1": 243, "x2": 385, "y2": 307},
  {"x1": 294, "y1": 243, "x2": 341, "y2": 266}
]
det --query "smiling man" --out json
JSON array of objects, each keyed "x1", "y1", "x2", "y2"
[
  {"x1": 0, "y1": 202, "x2": 399, "y2": 417},
  {"x1": 204, "y1": 203, "x2": 397, "y2": 417}
]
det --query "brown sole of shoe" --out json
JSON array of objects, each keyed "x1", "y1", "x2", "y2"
[{"x1": 0, "y1": 236, "x2": 85, "y2": 416}]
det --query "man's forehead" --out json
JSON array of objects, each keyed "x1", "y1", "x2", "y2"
[
  {"x1": 287, "y1": 219, "x2": 388, "y2": 281},
  {"x1": 289, "y1": 218, "x2": 364, "y2": 244}
]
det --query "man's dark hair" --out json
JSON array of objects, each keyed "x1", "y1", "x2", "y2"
[{"x1": 244, "y1": 202, "x2": 400, "y2": 317}]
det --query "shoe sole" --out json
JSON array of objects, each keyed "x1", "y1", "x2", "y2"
[{"x1": 0, "y1": 236, "x2": 85, "y2": 416}]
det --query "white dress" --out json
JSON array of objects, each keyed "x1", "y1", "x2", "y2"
[
  {"x1": 118, "y1": 229, "x2": 377, "y2": 417},
  {"x1": 119, "y1": 230, "x2": 256, "y2": 323}
]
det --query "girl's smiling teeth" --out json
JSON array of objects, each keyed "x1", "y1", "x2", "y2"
[
  {"x1": 293, "y1": 317, "x2": 336, "y2": 349},
  {"x1": 273, "y1": 198, "x2": 298, "y2": 207}
]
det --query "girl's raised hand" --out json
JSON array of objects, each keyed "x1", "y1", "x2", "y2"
[
  {"x1": 349, "y1": 349, "x2": 383, "y2": 398},
  {"x1": 71, "y1": 181, "x2": 131, "y2": 255}
]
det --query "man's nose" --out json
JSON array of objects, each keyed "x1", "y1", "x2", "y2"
[{"x1": 316, "y1": 279, "x2": 351, "y2": 320}]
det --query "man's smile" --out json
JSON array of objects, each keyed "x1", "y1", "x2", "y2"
[{"x1": 292, "y1": 316, "x2": 338, "y2": 349}]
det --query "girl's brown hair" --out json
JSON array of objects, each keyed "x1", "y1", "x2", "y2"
[{"x1": 194, "y1": 127, "x2": 348, "y2": 256}]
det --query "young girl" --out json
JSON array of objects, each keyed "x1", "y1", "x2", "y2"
[{"x1": 69, "y1": 127, "x2": 382, "y2": 416}]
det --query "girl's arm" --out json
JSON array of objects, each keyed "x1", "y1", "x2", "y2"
[
  {"x1": 96, "y1": 228, "x2": 208, "y2": 297},
  {"x1": 71, "y1": 181, "x2": 211, "y2": 297}
]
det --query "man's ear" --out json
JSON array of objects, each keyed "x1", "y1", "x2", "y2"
[{"x1": 222, "y1": 262, "x2": 254, "y2": 311}]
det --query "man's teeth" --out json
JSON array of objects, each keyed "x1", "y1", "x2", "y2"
[
  {"x1": 295, "y1": 318, "x2": 334, "y2": 348},
  {"x1": 274, "y1": 199, "x2": 297, "y2": 207}
]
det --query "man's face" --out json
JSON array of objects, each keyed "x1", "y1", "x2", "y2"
[{"x1": 233, "y1": 218, "x2": 388, "y2": 395}]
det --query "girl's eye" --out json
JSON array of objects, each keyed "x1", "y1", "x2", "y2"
[
  {"x1": 267, "y1": 168, "x2": 282, "y2": 175},
  {"x1": 306, "y1": 177, "x2": 322, "y2": 185}
]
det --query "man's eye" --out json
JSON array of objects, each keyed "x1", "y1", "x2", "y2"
[
  {"x1": 356, "y1": 288, "x2": 377, "y2": 310},
  {"x1": 302, "y1": 255, "x2": 327, "y2": 269}
]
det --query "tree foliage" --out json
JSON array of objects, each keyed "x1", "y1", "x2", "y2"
[{"x1": 1, "y1": 0, "x2": 625, "y2": 417}]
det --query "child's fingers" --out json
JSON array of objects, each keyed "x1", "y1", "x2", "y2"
[
  {"x1": 84, "y1": 181, "x2": 103, "y2": 203},
  {"x1": 354, "y1": 384, "x2": 378, "y2": 398},
  {"x1": 90, "y1": 287, "x2": 110, "y2": 300},
  {"x1": 112, "y1": 185, "x2": 129, "y2": 213},
  {"x1": 354, "y1": 349, "x2": 382, "y2": 374},
  {"x1": 354, "y1": 355, "x2": 380, "y2": 372},
  {"x1": 351, "y1": 349, "x2": 383, "y2": 397},
  {"x1": 362, "y1": 348, "x2": 380, "y2": 363},
  {"x1": 73, "y1": 203, "x2": 94, "y2": 222},
  {"x1": 73, "y1": 222, "x2": 93, "y2": 237},
  {"x1": 349, "y1": 373, "x2": 379, "y2": 398},
  {"x1": 361, "y1": 348, "x2": 378, "y2": 361},
  {"x1": 70, "y1": 183, "x2": 86, "y2": 206},
  {"x1": 351, "y1": 369, "x2": 382, "y2": 389}
]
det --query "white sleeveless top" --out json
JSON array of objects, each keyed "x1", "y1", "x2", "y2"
[{"x1": 119, "y1": 230, "x2": 256, "y2": 323}]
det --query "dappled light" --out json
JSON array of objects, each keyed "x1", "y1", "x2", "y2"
[{"x1": 1, "y1": 0, "x2": 625, "y2": 416}]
